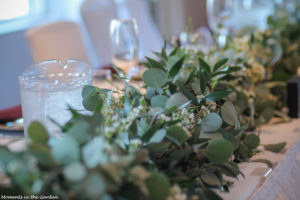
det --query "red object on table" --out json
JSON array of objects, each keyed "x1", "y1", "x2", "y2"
[
  {"x1": 0, "y1": 105, "x2": 22, "y2": 122},
  {"x1": 100, "y1": 64, "x2": 117, "y2": 74}
]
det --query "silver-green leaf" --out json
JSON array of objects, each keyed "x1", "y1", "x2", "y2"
[
  {"x1": 221, "y1": 101, "x2": 238, "y2": 126},
  {"x1": 202, "y1": 113, "x2": 222, "y2": 133},
  {"x1": 142, "y1": 68, "x2": 168, "y2": 88}
]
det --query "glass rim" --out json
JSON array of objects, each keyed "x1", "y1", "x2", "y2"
[{"x1": 110, "y1": 18, "x2": 137, "y2": 24}]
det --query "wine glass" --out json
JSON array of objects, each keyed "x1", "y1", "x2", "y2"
[
  {"x1": 233, "y1": 0, "x2": 273, "y2": 31},
  {"x1": 110, "y1": 19, "x2": 139, "y2": 79},
  {"x1": 207, "y1": 0, "x2": 235, "y2": 48}
]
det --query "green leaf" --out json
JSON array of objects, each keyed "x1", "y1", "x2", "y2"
[
  {"x1": 82, "y1": 136, "x2": 107, "y2": 168},
  {"x1": 198, "y1": 57, "x2": 211, "y2": 73},
  {"x1": 216, "y1": 162, "x2": 241, "y2": 178},
  {"x1": 51, "y1": 135, "x2": 80, "y2": 165},
  {"x1": 67, "y1": 121, "x2": 90, "y2": 145},
  {"x1": 151, "y1": 95, "x2": 168, "y2": 108},
  {"x1": 221, "y1": 102, "x2": 238, "y2": 126},
  {"x1": 213, "y1": 58, "x2": 228, "y2": 72},
  {"x1": 141, "y1": 122, "x2": 164, "y2": 142},
  {"x1": 179, "y1": 85, "x2": 198, "y2": 105},
  {"x1": 166, "y1": 125, "x2": 188, "y2": 146},
  {"x1": 252, "y1": 159, "x2": 273, "y2": 168},
  {"x1": 243, "y1": 134, "x2": 260, "y2": 149},
  {"x1": 201, "y1": 170, "x2": 222, "y2": 186},
  {"x1": 205, "y1": 91, "x2": 231, "y2": 102},
  {"x1": 82, "y1": 91, "x2": 103, "y2": 112},
  {"x1": 0, "y1": 147, "x2": 18, "y2": 170},
  {"x1": 145, "y1": 173, "x2": 170, "y2": 200},
  {"x1": 82, "y1": 174, "x2": 106, "y2": 198},
  {"x1": 204, "y1": 138, "x2": 233, "y2": 164},
  {"x1": 28, "y1": 121, "x2": 49, "y2": 145},
  {"x1": 29, "y1": 143, "x2": 54, "y2": 167},
  {"x1": 263, "y1": 142, "x2": 286, "y2": 153},
  {"x1": 142, "y1": 69, "x2": 168, "y2": 88},
  {"x1": 260, "y1": 107, "x2": 274, "y2": 123},
  {"x1": 165, "y1": 93, "x2": 189, "y2": 109},
  {"x1": 202, "y1": 113, "x2": 222, "y2": 133},
  {"x1": 63, "y1": 162, "x2": 87, "y2": 182},
  {"x1": 82, "y1": 85, "x2": 99, "y2": 98},
  {"x1": 145, "y1": 56, "x2": 165, "y2": 71},
  {"x1": 199, "y1": 71, "x2": 208, "y2": 94},
  {"x1": 211, "y1": 67, "x2": 241, "y2": 77},
  {"x1": 169, "y1": 57, "x2": 185, "y2": 78},
  {"x1": 145, "y1": 143, "x2": 170, "y2": 153},
  {"x1": 149, "y1": 129, "x2": 167, "y2": 143},
  {"x1": 218, "y1": 129, "x2": 240, "y2": 150}
]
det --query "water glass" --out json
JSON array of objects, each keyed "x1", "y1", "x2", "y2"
[
  {"x1": 19, "y1": 60, "x2": 92, "y2": 138},
  {"x1": 110, "y1": 19, "x2": 139, "y2": 77}
]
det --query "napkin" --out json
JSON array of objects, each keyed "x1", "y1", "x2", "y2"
[{"x1": 0, "y1": 105, "x2": 22, "y2": 122}]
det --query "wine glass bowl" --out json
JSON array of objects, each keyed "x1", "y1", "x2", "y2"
[
  {"x1": 110, "y1": 19, "x2": 139, "y2": 77},
  {"x1": 206, "y1": 0, "x2": 235, "y2": 47}
]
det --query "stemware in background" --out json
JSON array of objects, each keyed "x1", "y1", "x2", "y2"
[
  {"x1": 207, "y1": 0, "x2": 235, "y2": 48},
  {"x1": 233, "y1": 0, "x2": 273, "y2": 31},
  {"x1": 19, "y1": 60, "x2": 92, "y2": 139},
  {"x1": 110, "y1": 19, "x2": 139, "y2": 78}
]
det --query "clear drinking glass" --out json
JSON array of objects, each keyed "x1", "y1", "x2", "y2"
[
  {"x1": 233, "y1": 0, "x2": 273, "y2": 31},
  {"x1": 19, "y1": 60, "x2": 92, "y2": 138},
  {"x1": 207, "y1": 0, "x2": 235, "y2": 48},
  {"x1": 110, "y1": 19, "x2": 139, "y2": 77}
]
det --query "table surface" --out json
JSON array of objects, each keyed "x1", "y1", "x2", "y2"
[
  {"x1": 1, "y1": 79, "x2": 300, "y2": 199},
  {"x1": 219, "y1": 119, "x2": 300, "y2": 200}
]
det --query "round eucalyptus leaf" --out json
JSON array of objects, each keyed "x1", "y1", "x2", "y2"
[
  {"x1": 83, "y1": 173, "x2": 106, "y2": 198},
  {"x1": 67, "y1": 121, "x2": 90, "y2": 145},
  {"x1": 82, "y1": 136, "x2": 107, "y2": 169},
  {"x1": 260, "y1": 107, "x2": 274, "y2": 123},
  {"x1": 145, "y1": 172, "x2": 170, "y2": 200},
  {"x1": 63, "y1": 162, "x2": 87, "y2": 182},
  {"x1": 202, "y1": 113, "x2": 222, "y2": 133},
  {"x1": 82, "y1": 85, "x2": 99, "y2": 98},
  {"x1": 142, "y1": 69, "x2": 168, "y2": 88},
  {"x1": 166, "y1": 125, "x2": 188, "y2": 146},
  {"x1": 204, "y1": 138, "x2": 233, "y2": 164},
  {"x1": 51, "y1": 135, "x2": 79, "y2": 165},
  {"x1": 83, "y1": 93, "x2": 103, "y2": 112},
  {"x1": 151, "y1": 95, "x2": 168, "y2": 108},
  {"x1": 28, "y1": 121, "x2": 49, "y2": 145},
  {"x1": 243, "y1": 134, "x2": 260, "y2": 149},
  {"x1": 166, "y1": 93, "x2": 189, "y2": 109},
  {"x1": 221, "y1": 102, "x2": 238, "y2": 126}
]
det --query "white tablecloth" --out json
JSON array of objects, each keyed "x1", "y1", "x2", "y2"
[{"x1": 220, "y1": 119, "x2": 300, "y2": 200}]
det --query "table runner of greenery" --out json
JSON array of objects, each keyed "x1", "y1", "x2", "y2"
[{"x1": 0, "y1": 1, "x2": 299, "y2": 200}]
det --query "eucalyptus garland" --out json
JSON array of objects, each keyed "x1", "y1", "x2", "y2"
[
  {"x1": 0, "y1": 1, "x2": 299, "y2": 200},
  {"x1": 204, "y1": 0, "x2": 300, "y2": 125}
]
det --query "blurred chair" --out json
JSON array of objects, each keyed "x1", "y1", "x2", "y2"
[
  {"x1": 80, "y1": 0, "x2": 163, "y2": 66},
  {"x1": 81, "y1": 0, "x2": 117, "y2": 65},
  {"x1": 26, "y1": 21, "x2": 90, "y2": 64}
]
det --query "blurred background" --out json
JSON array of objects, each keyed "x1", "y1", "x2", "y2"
[{"x1": 0, "y1": 0, "x2": 208, "y2": 110}]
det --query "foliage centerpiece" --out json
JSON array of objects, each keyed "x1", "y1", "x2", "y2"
[{"x1": 1, "y1": 1, "x2": 299, "y2": 199}]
